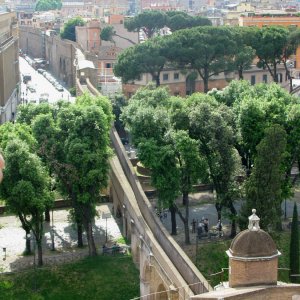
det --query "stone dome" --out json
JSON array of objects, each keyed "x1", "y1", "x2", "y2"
[{"x1": 229, "y1": 229, "x2": 278, "y2": 258}]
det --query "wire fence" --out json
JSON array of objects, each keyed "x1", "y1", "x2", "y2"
[{"x1": 1, "y1": 251, "x2": 89, "y2": 274}]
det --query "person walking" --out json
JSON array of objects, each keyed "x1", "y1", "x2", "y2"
[
  {"x1": 216, "y1": 219, "x2": 223, "y2": 237},
  {"x1": 191, "y1": 219, "x2": 196, "y2": 233}
]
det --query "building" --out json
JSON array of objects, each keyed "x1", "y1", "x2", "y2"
[
  {"x1": 191, "y1": 209, "x2": 300, "y2": 299},
  {"x1": 0, "y1": 8, "x2": 20, "y2": 123}
]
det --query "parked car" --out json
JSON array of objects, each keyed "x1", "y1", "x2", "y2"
[
  {"x1": 27, "y1": 84, "x2": 36, "y2": 93},
  {"x1": 55, "y1": 84, "x2": 64, "y2": 92},
  {"x1": 22, "y1": 73, "x2": 31, "y2": 84},
  {"x1": 37, "y1": 68, "x2": 45, "y2": 74}
]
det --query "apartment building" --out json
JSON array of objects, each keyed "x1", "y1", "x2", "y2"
[{"x1": 0, "y1": 8, "x2": 20, "y2": 123}]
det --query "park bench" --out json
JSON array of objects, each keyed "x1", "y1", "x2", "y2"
[{"x1": 102, "y1": 245, "x2": 129, "y2": 255}]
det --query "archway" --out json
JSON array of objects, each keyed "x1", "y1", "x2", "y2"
[
  {"x1": 186, "y1": 72, "x2": 197, "y2": 95},
  {"x1": 156, "y1": 283, "x2": 168, "y2": 300}
]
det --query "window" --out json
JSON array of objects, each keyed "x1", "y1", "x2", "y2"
[
  {"x1": 262, "y1": 74, "x2": 267, "y2": 83},
  {"x1": 174, "y1": 91, "x2": 180, "y2": 96},
  {"x1": 106, "y1": 63, "x2": 111, "y2": 68},
  {"x1": 251, "y1": 75, "x2": 256, "y2": 85},
  {"x1": 174, "y1": 73, "x2": 179, "y2": 80},
  {"x1": 163, "y1": 74, "x2": 169, "y2": 81}
]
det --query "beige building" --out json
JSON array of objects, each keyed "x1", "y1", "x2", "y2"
[{"x1": 0, "y1": 9, "x2": 20, "y2": 123}]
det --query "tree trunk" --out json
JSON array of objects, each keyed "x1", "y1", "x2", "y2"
[
  {"x1": 25, "y1": 228, "x2": 31, "y2": 254},
  {"x1": 169, "y1": 204, "x2": 177, "y2": 235},
  {"x1": 155, "y1": 75, "x2": 160, "y2": 87},
  {"x1": 238, "y1": 67, "x2": 244, "y2": 80},
  {"x1": 203, "y1": 77, "x2": 209, "y2": 93},
  {"x1": 36, "y1": 240, "x2": 43, "y2": 266},
  {"x1": 45, "y1": 208, "x2": 50, "y2": 222},
  {"x1": 84, "y1": 221, "x2": 97, "y2": 256},
  {"x1": 215, "y1": 202, "x2": 222, "y2": 221},
  {"x1": 183, "y1": 191, "x2": 190, "y2": 244},
  {"x1": 77, "y1": 222, "x2": 84, "y2": 248},
  {"x1": 229, "y1": 202, "x2": 237, "y2": 238}
]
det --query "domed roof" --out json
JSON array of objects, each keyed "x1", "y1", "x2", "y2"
[
  {"x1": 228, "y1": 209, "x2": 278, "y2": 258},
  {"x1": 229, "y1": 229, "x2": 277, "y2": 258}
]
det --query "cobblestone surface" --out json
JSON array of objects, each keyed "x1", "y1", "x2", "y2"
[{"x1": 0, "y1": 203, "x2": 122, "y2": 272}]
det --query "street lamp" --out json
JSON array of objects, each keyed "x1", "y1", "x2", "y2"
[
  {"x1": 51, "y1": 209, "x2": 55, "y2": 251},
  {"x1": 26, "y1": 233, "x2": 37, "y2": 291}
]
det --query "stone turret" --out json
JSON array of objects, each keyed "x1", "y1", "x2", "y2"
[{"x1": 226, "y1": 209, "x2": 281, "y2": 288}]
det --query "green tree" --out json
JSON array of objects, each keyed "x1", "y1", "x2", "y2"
[
  {"x1": 282, "y1": 28, "x2": 300, "y2": 92},
  {"x1": 0, "y1": 139, "x2": 53, "y2": 265},
  {"x1": 114, "y1": 37, "x2": 168, "y2": 87},
  {"x1": 244, "y1": 124, "x2": 287, "y2": 231},
  {"x1": 0, "y1": 122, "x2": 37, "y2": 253},
  {"x1": 186, "y1": 93, "x2": 241, "y2": 237},
  {"x1": 60, "y1": 17, "x2": 85, "y2": 42},
  {"x1": 251, "y1": 26, "x2": 289, "y2": 83},
  {"x1": 164, "y1": 26, "x2": 236, "y2": 93},
  {"x1": 121, "y1": 85, "x2": 206, "y2": 243},
  {"x1": 232, "y1": 27, "x2": 256, "y2": 80},
  {"x1": 125, "y1": 10, "x2": 167, "y2": 39},
  {"x1": 100, "y1": 25, "x2": 136, "y2": 45},
  {"x1": 165, "y1": 11, "x2": 211, "y2": 31},
  {"x1": 35, "y1": 0, "x2": 61, "y2": 11},
  {"x1": 290, "y1": 202, "x2": 300, "y2": 283}
]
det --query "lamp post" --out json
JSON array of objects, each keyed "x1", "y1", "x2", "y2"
[
  {"x1": 27, "y1": 233, "x2": 37, "y2": 291},
  {"x1": 2, "y1": 247, "x2": 6, "y2": 261},
  {"x1": 51, "y1": 209, "x2": 55, "y2": 251}
]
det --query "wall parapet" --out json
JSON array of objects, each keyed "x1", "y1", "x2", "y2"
[{"x1": 110, "y1": 126, "x2": 213, "y2": 295}]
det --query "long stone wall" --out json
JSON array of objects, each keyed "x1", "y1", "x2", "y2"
[
  {"x1": 110, "y1": 127, "x2": 212, "y2": 296},
  {"x1": 19, "y1": 27, "x2": 77, "y2": 88}
]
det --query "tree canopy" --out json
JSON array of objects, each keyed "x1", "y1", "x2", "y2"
[
  {"x1": 35, "y1": 0, "x2": 61, "y2": 11},
  {"x1": 114, "y1": 37, "x2": 168, "y2": 86},
  {"x1": 60, "y1": 17, "x2": 85, "y2": 42},
  {"x1": 0, "y1": 139, "x2": 53, "y2": 265}
]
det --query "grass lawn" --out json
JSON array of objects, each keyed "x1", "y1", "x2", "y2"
[
  {"x1": 196, "y1": 231, "x2": 293, "y2": 287},
  {"x1": 0, "y1": 255, "x2": 140, "y2": 300}
]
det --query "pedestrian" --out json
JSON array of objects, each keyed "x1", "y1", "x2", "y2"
[
  {"x1": 163, "y1": 210, "x2": 167, "y2": 219},
  {"x1": 216, "y1": 219, "x2": 223, "y2": 237},
  {"x1": 191, "y1": 219, "x2": 196, "y2": 233},
  {"x1": 204, "y1": 218, "x2": 209, "y2": 233},
  {"x1": 197, "y1": 221, "x2": 204, "y2": 239}
]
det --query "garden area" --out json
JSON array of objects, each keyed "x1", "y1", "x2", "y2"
[{"x1": 0, "y1": 254, "x2": 139, "y2": 300}]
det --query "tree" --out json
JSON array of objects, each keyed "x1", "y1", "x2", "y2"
[
  {"x1": 0, "y1": 139, "x2": 53, "y2": 265},
  {"x1": 100, "y1": 25, "x2": 136, "y2": 45},
  {"x1": 164, "y1": 26, "x2": 236, "y2": 93},
  {"x1": 165, "y1": 11, "x2": 211, "y2": 31},
  {"x1": 186, "y1": 93, "x2": 241, "y2": 237},
  {"x1": 35, "y1": 0, "x2": 61, "y2": 11},
  {"x1": 0, "y1": 122, "x2": 38, "y2": 253},
  {"x1": 251, "y1": 26, "x2": 288, "y2": 83},
  {"x1": 60, "y1": 17, "x2": 85, "y2": 42},
  {"x1": 231, "y1": 27, "x2": 256, "y2": 80},
  {"x1": 244, "y1": 124, "x2": 287, "y2": 231},
  {"x1": 114, "y1": 37, "x2": 168, "y2": 87},
  {"x1": 125, "y1": 10, "x2": 167, "y2": 39},
  {"x1": 290, "y1": 202, "x2": 300, "y2": 283},
  {"x1": 281, "y1": 28, "x2": 300, "y2": 93},
  {"x1": 121, "y1": 85, "x2": 207, "y2": 243}
]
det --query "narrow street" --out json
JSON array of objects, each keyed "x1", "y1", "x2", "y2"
[{"x1": 19, "y1": 56, "x2": 74, "y2": 104}]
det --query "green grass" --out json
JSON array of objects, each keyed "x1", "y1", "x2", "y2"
[
  {"x1": 196, "y1": 231, "x2": 293, "y2": 287},
  {"x1": 0, "y1": 255, "x2": 139, "y2": 300}
]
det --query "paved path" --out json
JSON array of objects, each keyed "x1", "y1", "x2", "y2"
[{"x1": 0, "y1": 203, "x2": 122, "y2": 272}]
